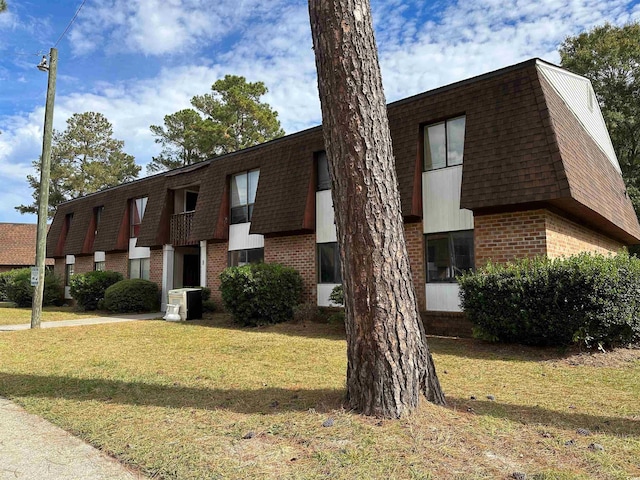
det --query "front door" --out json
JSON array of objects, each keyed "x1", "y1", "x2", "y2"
[{"x1": 183, "y1": 253, "x2": 200, "y2": 287}]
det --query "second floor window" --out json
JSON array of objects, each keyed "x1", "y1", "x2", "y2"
[
  {"x1": 230, "y1": 169, "x2": 259, "y2": 224},
  {"x1": 130, "y1": 197, "x2": 148, "y2": 238},
  {"x1": 423, "y1": 116, "x2": 466, "y2": 171},
  {"x1": 94, "y1": 206, "x2": 104, "y2": 236}
]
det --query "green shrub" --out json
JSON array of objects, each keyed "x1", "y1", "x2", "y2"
[
  {"x1": 202, "y1": 299, "x2": 217, "y2": 313},
  {"x1": 458, "y1": 252, "x2": 640, "y2": 348},
  {"x1": 329, "y1": 284, "x2": 344, "y2": 306},
  {"x1": 69, "y1": 270, "x2": 123, "y2": 311},
  {"x1": 219, "y1": 263, "x2": 303, "y2": 326},
  {"x1": 0, "y1": 269, "x2": 22, "y2": 302},
  {"x1": 103, "y1": 279, "x2": 159, "y2": 313},
  {"x1": 5, "y1": 268, "x2": 63, "y2": 308}
]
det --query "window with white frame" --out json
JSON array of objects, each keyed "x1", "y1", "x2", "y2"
[
  {"x1": 423, "y1": 116, "x2": 466, "y2": 171},
  {"x1": 65, "y1": 263, "x2": 74, "y2": 287},
  {"x1": 425, "y1": 230, "x2": 474, "y2": 282},
  {"x1": 129, "y1": 257, "x2": 150, "y2": 280},
  {"x1": 230, "y1": 170, "x2": 259, "y2": 224},
  {"x1": 317, "y1": 242, "x2": 342, "y2": 284},
  {"x1": 228, "y1": 248, "x2": 264, "y2": 267},
  {"x1": 130, "y1": 197, "x2": 148, "y2": 238},
  {"x1": 94, "y1": 261, "x2": 105, "y2": 271}
]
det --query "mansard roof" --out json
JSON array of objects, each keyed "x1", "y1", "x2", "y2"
[{"x1": 46, "y1": 58, "x2": 640, "y2": 258}]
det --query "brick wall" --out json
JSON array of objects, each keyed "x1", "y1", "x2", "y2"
[
  {"x1": 475, "y1": 209, "x2": 624, "y2": 267},
  {"x1": 149, "y1": 248, "x2": 163, "y2": 287},
  {"x1": 264, "y1": 234, "x2": 316, "y2": 304},
  {"x1": 545, "y1": 211, "x2": 624, "y2": 258},
  {"x1": 54, "y1": 258, "x2": 65, "y2": 280},
  {"x1": 105, "y1": 252, "x2": 128, "y2": 278},
  {"x1": 474, "y1": 210, "x2": 547, "y2": 266},
  {"x1": 74, "y1": 255, "x2": 94, "y2": 274},
  {"x1": 404, "y1": 222, "x2": 426, "y2": 312},
  {"x1": 206, "y1": 241, "x2": 228, "y2": 305}
]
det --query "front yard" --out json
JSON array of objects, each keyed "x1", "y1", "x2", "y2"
[
  {"x1": 0, "y1": 313, "x2": 638, "y2": 479},
  {"x1": 0, "y1": 305, "x2": 101, "y2": 325}
]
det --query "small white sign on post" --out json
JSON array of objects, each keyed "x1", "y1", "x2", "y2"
[{"x1": 30, "y1": 267, "x2": 39, "y2": 287}]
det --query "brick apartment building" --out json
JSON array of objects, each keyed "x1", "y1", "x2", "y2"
[{"x1": 46, "y1": 59, "x2": 640, "y2": 333}]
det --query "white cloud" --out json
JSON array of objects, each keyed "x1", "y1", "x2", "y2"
[{"x1": 2, "y1": 0, "x2": 639, "y2": 223}]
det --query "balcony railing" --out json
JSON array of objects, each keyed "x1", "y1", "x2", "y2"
[{"x1": 170, "y1": 211, "x2": 197, "y2": 246}]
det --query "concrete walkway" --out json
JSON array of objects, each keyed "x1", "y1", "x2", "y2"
[
  {"x1": 0, "y1": 312, "x2": 161, "y2": 332},
  {"x1": 0, "y1": 398, "x2": 143, "y2": 479},
  {"x1": 0, "y1": 313, "x2": 160, "y2": 478}
]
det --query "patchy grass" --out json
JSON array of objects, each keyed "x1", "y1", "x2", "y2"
[
  {"x1": 0, "y1": 314, "x2": 638, "y2": 479},
  {"x1": 0, "y1": 306, "x2": 100, "y2": 325}
]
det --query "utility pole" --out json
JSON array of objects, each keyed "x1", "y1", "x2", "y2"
[{"x1": 31, "y1": 47, "x2": 57, "y2": 329}]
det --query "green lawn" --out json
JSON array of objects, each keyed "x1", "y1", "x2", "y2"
[
  {"x1": 0, "y1": 305, "x2": 101, "y2": 325},
  {"x1": 0, "y1": 314, "x2": 638, "y2": 479}
]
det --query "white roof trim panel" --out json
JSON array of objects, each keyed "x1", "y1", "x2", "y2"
[{"x1": 536, "y1": 61, "x2": 621, "y2": 174}]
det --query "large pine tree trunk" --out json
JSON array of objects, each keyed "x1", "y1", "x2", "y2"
[{"x1": 308, "y1": 0, "x2": 445, "y2": 418}]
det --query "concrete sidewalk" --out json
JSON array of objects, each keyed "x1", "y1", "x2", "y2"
[
  {"x1": 0, "y1": 312, "x2": 161, "y2": 332},
  {"x1": 0, "y1": 398, "x2": 143, "y2": 479}
]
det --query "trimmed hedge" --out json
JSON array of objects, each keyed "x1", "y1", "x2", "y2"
[
  {"x1": 458, "y1": 253, "x2": 640, "y2": 348},
  {"x1": 69, "y1": 270, "x2": 123, "y2": 310},
  {"x1": 4, "y1": 268, "x2": 63, "y2": 307},
  {"x1": 0, "y1": 269, "x2": 22, "y2": 302},
  {"x1": 103, "y1": 279, "x2": 159, "y2": 313},
  {"x1": 219, "y1": 263, "x2": 303, "y2": 326}
]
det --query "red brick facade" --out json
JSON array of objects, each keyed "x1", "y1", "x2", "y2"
[
  {"x1": 149, "y1": 248, "x2": 163, "y2": 287},
  {"x1": 404, "y1": 222, "x2": 426, "y2": 312},
  {"x1": 264, "y1": 234, "x2": 316, "y2": 304},
  {"x1": 105, "y1": 252, "x2": 129, "y2": 278},
  {"x1": 74, "y1": 255, "x2": 94, "y2": 274},
  {"x1": 545, "y1": 211, "x2": 624, "y2": 258},
  {"x1": 475, "y1": 209, "x2": 624, "y2": 267},
  {"x1": 206, "y1": 241, "x2": 228, "y2": 305}
]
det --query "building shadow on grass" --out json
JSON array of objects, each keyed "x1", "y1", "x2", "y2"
[
  {"x1": 445, "y1": 395, "x2": 639, "y2": 437},
  {"x1": 180, "y1": 314, "x2": 347, "y2": 341},
  {"x1": 0, "y1": 372, "x2": 345, "y2": 414},
  {"x1": 428, "y1": 336, "x2": 583, "y2": 362}
]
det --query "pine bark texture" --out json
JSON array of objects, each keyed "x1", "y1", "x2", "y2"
[{"x1": 309, "y1": 0, "x2": 445, "y2": 417}]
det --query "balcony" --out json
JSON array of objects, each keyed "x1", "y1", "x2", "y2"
[{"x1": 170, "y1": 211, "x2": 197, "y2": 246}]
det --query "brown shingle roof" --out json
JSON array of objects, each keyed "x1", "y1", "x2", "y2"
[{"x1": 0, "y1": 223, "x2": 54, "y2": 267}]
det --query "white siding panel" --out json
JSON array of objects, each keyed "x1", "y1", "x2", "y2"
[
  {"x1": 425, "y1": 283, "x2": 462, "y2": 312},
  {"x1": 316, "y1": 190, "x2": 337, "y2": 243},
  {"x1": 317, "y1": 283, "x2": 341, "y2": 307},
  {"x1": 423, "y1": 166, "x2": 473, "y2": 234},
  {"x1": 129, "y1": 237, "x2": 151, "y2": 259},
  {"x1": 228, "y1": 223, "x2": 264, "y2": 251},
  {"x1": 537, "y1": 62, "x2": 620, "y2": 174},
  {"x1": 65, "y1": 255, "x2": 75, "y2": 265},
  {"x1": 94, "y1": 251, "x2": 105, "y2": 262}
]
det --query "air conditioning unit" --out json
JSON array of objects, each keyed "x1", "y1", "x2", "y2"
[{"x1": 166, "y1": 288, "x2": 203, "y2": 321}]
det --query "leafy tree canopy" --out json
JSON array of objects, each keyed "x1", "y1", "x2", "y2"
[
  {"x1": 0, "y1": 1, "x2": 6, "y2": 13},
  {"x1": 147, "y1": 75, "x2": 284, "y2": 173},
  {"x1": 17, "y1": 112, "x2": 140, "y2": 218},
  {"x1": 560, "y1": 22, "x2": 640, "y2": 214}
]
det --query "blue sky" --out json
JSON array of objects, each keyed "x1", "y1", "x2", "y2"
[{"x1": 1, "y1": 0, "x2": 639, "y2": 224}]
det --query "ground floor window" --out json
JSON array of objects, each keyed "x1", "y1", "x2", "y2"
[
  {"x1": 65, "y1": 264, "x2": 74, "y2": 286},
  {"x1": 425, "y1": 230, "x2": 474, "y2": 282},
  {"x1": 317, "y1": 242, "x2": 342, "y2": 284},
  {"x1": 228, "y1": 248, "x2": 264, "y2": 267},
  {"x1": 129, "y1": 257, "x2": 150, "y2": 280},
  {"x1": 94, "y1": 261, "x2": 105, "y2": 271}
]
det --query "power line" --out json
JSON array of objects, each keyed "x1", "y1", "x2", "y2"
[{"x1": 54, "y1": 0, "x2": 87, "y2": 48}]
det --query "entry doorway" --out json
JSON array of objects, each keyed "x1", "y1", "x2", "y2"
[{"x1": 173, "y1": 246, "x2": 200, "y2": 288}]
